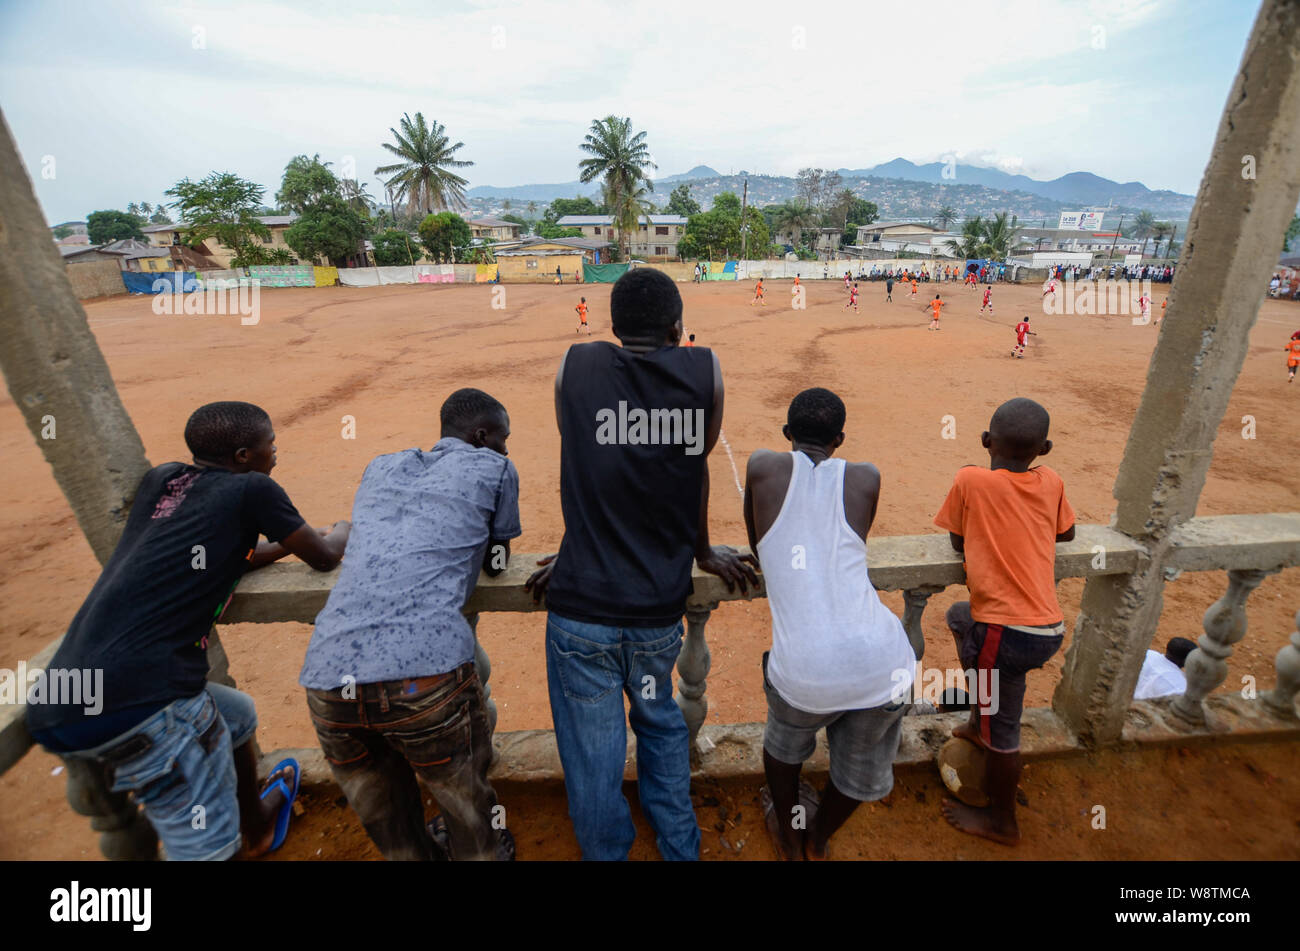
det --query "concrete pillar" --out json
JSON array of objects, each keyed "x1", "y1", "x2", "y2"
[
  {"x1": 1052, "y1": 0, "x2": 1300, "y2": 745},
  {"x1": 0, "y1": 109, "x2": 151, "y2": 565},
  {"x1": 676, "y1": 603, "x2": 714, "y2": 751}
]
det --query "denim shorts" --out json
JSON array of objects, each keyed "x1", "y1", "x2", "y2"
[
  {"x1": 761, "y1": 652, "x2": 904, "y2": 802},
  {"x1": 61, "y1": 684, "x2": 257, "y2": 861},
  {"x1": 946, "y1": 602, "x2": 1063, "y2": 753}
]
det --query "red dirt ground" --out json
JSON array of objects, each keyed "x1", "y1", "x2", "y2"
[{"x1": 1, "y1": 278, "x2": 1297, "y2": 859}]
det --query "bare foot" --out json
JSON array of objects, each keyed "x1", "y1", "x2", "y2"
[
  {"x1": 940, "y1": 797, "x2": 1019, "y2": 846},
  {"x1": 951, "y1": 720, "x2": 985, "y2": 747},
  {"x1": 244, "y1": 762, "x2": 296, "y2": 858}
]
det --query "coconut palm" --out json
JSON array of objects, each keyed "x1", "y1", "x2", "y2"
[
  {"x1": 982, "y1": 211, "x2": 1020, "y2": 261},
  {"x1": 606, "y1": 180, "x2": 655, "y2": 259},
  {"x1": 578, "y1": 115, "x2": 657, "y2": 258},
  {"x1": 774, "y1": 201, "x2": 818, "y2": 247},
  {"x1": 340, "y1": 179, "x2": 376, "y2": 215},
  {"x1": 1151, "y1": 221, "x2": 1172, "y2": 257},
  {"x1": 944, "y1": 216, "x2": 985, "y2": 259},
  {"x1": 375, "y1": 112, "x2": 474, "y2": 217},
  {"x1": 933, "y1": 205, "x2": 957, "y2": 229},
  {"x1": 1132, "y1": 210, "x2": 1156, "y2": 247}
]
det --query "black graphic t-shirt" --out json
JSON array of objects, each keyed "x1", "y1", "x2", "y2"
[{"x1": 26, "y1": 464, "x2": 304, "y2": 738}]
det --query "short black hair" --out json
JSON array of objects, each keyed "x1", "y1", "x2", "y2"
[
  {"x1": 1165, "y1": 637, "x2": 1197, "y2": 667},
  {"x1": 440, "y1": 388, "x2": 506, "y2": 432},
  {"x1": 185, "y1": 401, "x2": 271, "y2": 461},
  {"x1": 988, "y1": 397, "x2": 1050, "y2": 456},
  {"x1": 610, "y1": 267, "x2": 682, "y2": 340},
  {"x1": 787, "y1": 388, "x2": 846, "y2": 445}
]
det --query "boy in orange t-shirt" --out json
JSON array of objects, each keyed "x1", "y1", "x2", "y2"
[
  {"x1": 1286, "y1": 331, "x2": 1300, "y2": 382},
  {"x1": 751, "y1": 279, "x2": 766, "y2": 306},
  {"x1": 928, "y1": 294, "x2": 943, "y2": 330},
  {"x1": 575, "y1": 297, "x2": 590, "y2": 335},
  {"x1": 933, "y1": 397, "x2": 1075, "y2": 846}
]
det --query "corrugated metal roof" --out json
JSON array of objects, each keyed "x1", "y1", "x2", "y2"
[{"x1": 556, "y1": 215, "x2": 688, "y2": 226}]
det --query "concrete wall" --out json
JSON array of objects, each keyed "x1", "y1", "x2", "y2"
[
  {"x1": 497, "y1": 253, "x2": 584, "y2": 282},
  {"x1": 65, "y1": 260, "x2": 126, "y2": 299}
]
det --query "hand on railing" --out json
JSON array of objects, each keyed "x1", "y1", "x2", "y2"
[
  {"x1": 696, "y1": 545, "x2": 760, "y2": 594},
  {"x1": 524, "y1": 554, "x2": 557, "y2": 604}
]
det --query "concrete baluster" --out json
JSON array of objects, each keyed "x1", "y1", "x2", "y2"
[
  {"x1": 901, "y1": 585, "x2": 945, "y2": 662},
  {"x1": 62, "y1": 755, "x2": 158, "y2": 861},
  {"x1": 1170, "y1": 568, "x2": 1276, "y2": 725},
  {"x1": 676, "y1": 603, "x2": 716, "y2": 749},
  {"x1": 1262, "y1": 609, "x2": 1300, "y2": 719}
]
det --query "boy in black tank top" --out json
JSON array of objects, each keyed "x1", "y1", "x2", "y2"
[{"x1": 526, "y1": 268, "x2": 758, "y2": 860}]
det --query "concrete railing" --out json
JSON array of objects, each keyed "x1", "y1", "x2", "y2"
[{"x1": 3, "y1": 514, "x2": 1298, "y2": 859}]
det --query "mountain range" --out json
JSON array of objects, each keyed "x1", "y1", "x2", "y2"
[{"x1": 466, "y1": 159, "x2": 1195, "y2": 217}]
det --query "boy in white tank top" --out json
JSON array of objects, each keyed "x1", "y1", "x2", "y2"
[{"x1": 744, "y1": 388, "x2": 915, "y2": 860}]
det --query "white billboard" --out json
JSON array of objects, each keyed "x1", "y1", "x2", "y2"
[{"x1": 1058, "y1": 211, "x2": 1105, "y2": 231}]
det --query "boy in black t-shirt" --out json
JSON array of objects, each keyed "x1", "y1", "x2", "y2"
[{"x1": 26, "y1": 402, "x2": 350, "y2": 860}]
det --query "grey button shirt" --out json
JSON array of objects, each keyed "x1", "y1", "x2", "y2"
[{"x1": 299, "y1": 438, "x2": 521, "y2": 689}]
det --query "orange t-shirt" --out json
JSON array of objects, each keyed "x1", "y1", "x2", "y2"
[
  {"x1": 756, "y1": 281, "x2": 764, "y2": 294},
  {"x1": 911, "y1": 280, "x2": 918, "y2": 290},
  {"x1": 1287, "y1": 339, "x2": 1300, "y2": 366},
  {"x1": 934, "y1": 465, "x2": 1076, "y2": 626},
  {"x1": 930, "y1": 299, "x2": 943, "y2": 318},
  {"x1": 793, "y1": 277, "x2": 800, "y2": 286},
  {"x1": 576, "y1": 303, "x2": 588, "y2": 320},
  {"x1": 683, "y1": 338, "x2": 695, "y2": 347}
]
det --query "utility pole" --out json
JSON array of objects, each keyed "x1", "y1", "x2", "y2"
[
  {"x1": 1106, "y1": 213, "x2": 1126, "y2": 263},
  {"x1": 740, "y1": 176, "x2": 749, "y2": 261}
]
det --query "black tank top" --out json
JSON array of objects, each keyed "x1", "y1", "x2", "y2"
[{"x1": 545, "y1": 341, "x2": 714, "y2": 626}]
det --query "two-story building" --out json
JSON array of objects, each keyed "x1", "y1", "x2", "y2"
[
  {"x1": 467, "y1": 217, "x2": 523, "y2": 241},
  {"x1": 555, "y1": 215, "x2": 688, "y2": 261},
  {"x1": 142, "y1": 215, "x2": 300, "y2": 268}
]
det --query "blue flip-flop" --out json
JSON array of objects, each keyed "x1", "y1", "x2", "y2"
[{"x1": 259, "y1": 757, "x2": 300, "y2": 852}]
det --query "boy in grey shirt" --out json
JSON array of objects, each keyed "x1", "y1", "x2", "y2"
[{"x1": 300, "y1": 388, "x2": 521, "y2": 860}]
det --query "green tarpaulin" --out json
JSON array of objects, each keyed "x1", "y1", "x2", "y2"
[{"x1": 583, "y1": 263, "x2": 630, "y2": 283}]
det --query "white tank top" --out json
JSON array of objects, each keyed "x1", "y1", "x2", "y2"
[{"x1": 756, "y1": 453, "x2": 916, "y2": 714}]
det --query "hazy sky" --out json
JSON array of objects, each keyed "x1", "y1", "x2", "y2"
[{"x1": 0, "y1": 0, "x2": 1261, "y2": 224}]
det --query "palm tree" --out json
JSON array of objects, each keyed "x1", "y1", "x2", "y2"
[
  {"x1": 578, "y1": 115, "x2": 657, "y2": 259},
  {"x1": 933, "y1": 205, "x2": 957, "y2": 229},
  {"x1": 375, "y1": 112, "x2": 474, "y2": 217},
  {"x1": 982, "y1": 212, "x2": 1020, "y2": 261},
  {"x1": 1132, "y1": 209, "x2": 1156, "y2": 253},
  {"x1": 526, "y1": 200, "x2": 537, "y2": 217},
  {"x1": 606, "y1": 180, "x2": 654, "y2": 260},
  {"x1": 339, "y1": 179, "x2": 375, "y2": 215},
  {"x1": 775, "y1": 201, "x2": 817, "y2": 247},
  {"x1": 944, "y1": 216, "x2": 985, "y2": 259},
  {"x1": 502, "y1": 198, "x2": 512, "y2": 213},
  {"x1": 1151, "y1": 221, "x2": 1172, "y2": 258}
]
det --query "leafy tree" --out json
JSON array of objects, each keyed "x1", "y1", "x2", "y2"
[
  {"x1": 712, "y1": 192, "x2": 741, "y2": 217},
  {"x1": 542, "y1": 196, "x2": 603, "y2": 228},
  {"x1": 665, "y1": 184, "x2": 701, "y2": 217},
  {"x1": 372, "y1": 229, "x2": 417, "y2": 266},
  {"x1": 285, "y1": 195, "x2": 368, "y2": 265},
  {"x1": 277, "y1": 154, "x2": 340, "y2": 214},
  {"x1": 166, "y1": 172, "x2": 282, "y2": 267},
  {"x1": 578, "y1": 115, "x2": 656, "y2": 258},
  {"x1": 537, "y1": 223, "x2": 582, "y2": 239},
  {"x1": 86, "y1": 209, "x2": 145, "y2": 244},
  {"x1": 52, "y1": 225, "x2": 74, "y2": 239},
  {"x1": 677, "y1": 193, "x2": 768, "y2": 259},
  {"x1": 1283, "y1": 214, "x2": 1300, "y2": 253},
  {"x1": 501, "y1": 213, "x2": 529, "y2": 228},
  {"x1": 149, "y1": 207, "x2": 173, "y2": 224},
  {"x1": 418, "y1": 211, "x2": 472, "y2": 263},
  {"x1": 376, "y1": 112, "x2": 474, "y2": 217}
]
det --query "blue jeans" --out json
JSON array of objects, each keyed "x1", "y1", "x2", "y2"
[
  {"x1": 545, "y1": 612, "x2": 700, "y2": 860},
  {"x1": 56, "y1": 684, "x2": 257, "y2": 861}
]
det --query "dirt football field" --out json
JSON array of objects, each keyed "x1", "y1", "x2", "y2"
[{"x1": 1, "y1": 276, "x2": 1298, "y2": 859}]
